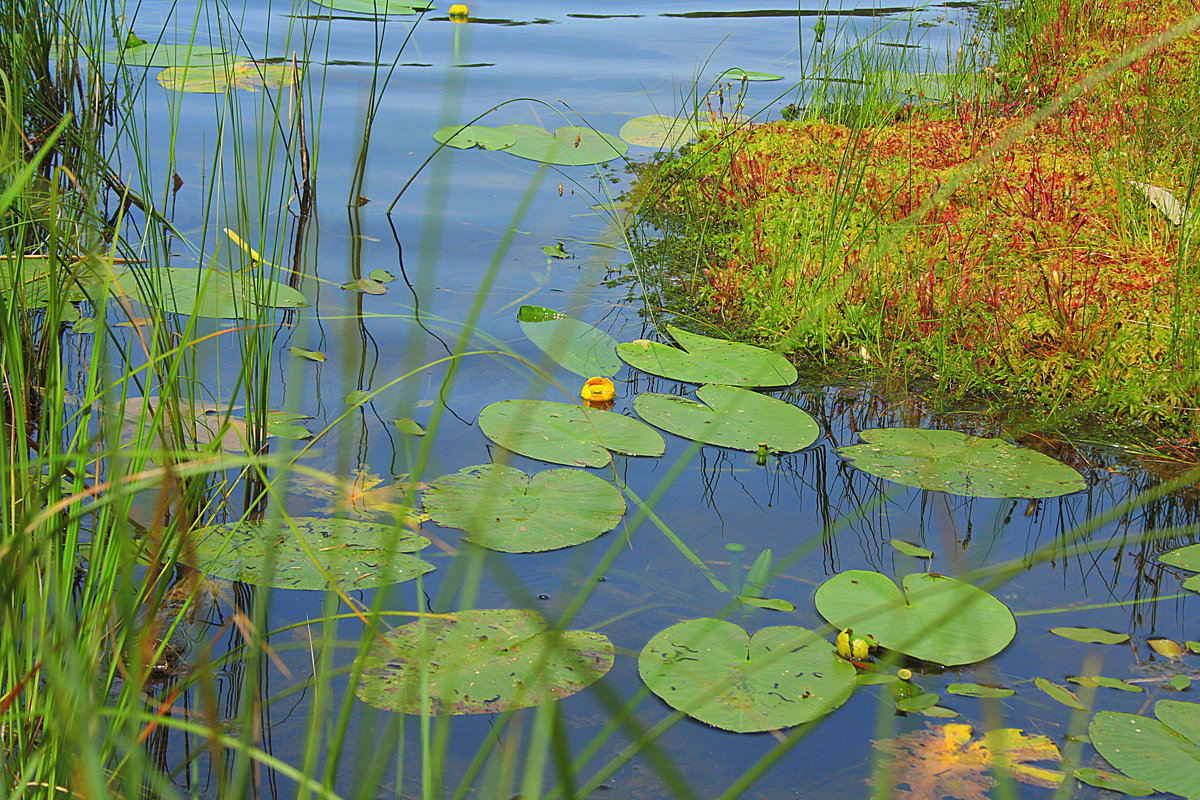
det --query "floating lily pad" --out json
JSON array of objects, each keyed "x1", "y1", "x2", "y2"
[
  {"x1": 617, "y1": 326, "x2": 797, "y2": 387},
  {"x1": 814, "y1": 571, "x2": 1016, "y2": 666},
  {"x1": 1160, "y1": 544, "x2": 1200, "y2": 592},
  {"x1": 1090, "y1": 700, "x2": 1200, "y2": 799},
  {"x1": 517, "y1": 305, "x2": 621, "y2": 378},
  {"x1": 638, "y1": 618, "x2": 855, "y2": 733},
  {"x1": 1069, "y1": 675, "x2": 1142, "y2": 693},
  {"x1": 422, "y1": 464, "x2": 624, "y2": 552},
  {"x1": 946, "y1": 683, "x2": 1014, "y2": 698},
  {"x1": 1050, "y1": 627, "x2": 1130, "y2": 645},
  {"x1": 187, "y1": 517, "x2": 433, "y2": 590},
  {"x1": 312, "y1": 0, "x2": 433, "y2": 15},
  {"x1": 157, "y1": 61, "x2": 300, "y2": 93},
  {"x1": 837, "y1": 429, "x2": 1086, "y2": 498},
  {"x1": 1072, "y1": 769, "x2": 1155, "y2": 796},
  {"x1": 493, "y1": 124, "x2": 627, "y2": 166},
  {"x1": 619, "y1": 114, "x2": 703, "y2": 149},
  {"x1": 355, "y1": 609, "x2": 614, "y2": 714},
  {"x1": 1035, "y1": 677, "x2": 1087, "y2": 710},
  {"x1": 116, "y1": 267, "x2": 307, "y2": 318},
  {"x1": 432, "y1": 124, "x2": 518, "y2": 151},
  {"x1": 890, "y1": 539, "x2": 934, "y2": 558},
  {"x1": 478, "y1": 399, "x2": 664, "y2": 467},
  {"x1": 718, "y1": 68, "x2": 784, "y2": 81},
  {"x1": 103, "y1": 43, "x2": 231, "y2": 68},
  {"x1": 633, "y1": 385, "x2": 818, "y2": 452}
]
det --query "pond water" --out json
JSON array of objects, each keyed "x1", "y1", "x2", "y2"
[{"x1": 101, "y1": 0, "x2": 1200, "y2": 797}]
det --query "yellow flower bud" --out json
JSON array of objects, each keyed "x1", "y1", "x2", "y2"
[
  {"x1": 850, "y1": 636, "x2": 872, "y2": 661},
  {"x1": 581, "y1": 377, "x2": 616, "y2": 409},
  {"x1": 836, "y1": 629, "x2": 853, "y2": 659},
  {"x1": 449, "y1": 3, "x2": 469, "y2": 20}
]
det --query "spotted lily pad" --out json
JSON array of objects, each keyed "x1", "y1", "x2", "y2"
[
  {"x1": 115, "y1": 267, "x2": 307, "y2": 318},
  {"x1": 493, "y1": 124, "x2": 627, "y2": 166},
  {"x1": 187, "y1": 517, "x2": 434, "y2": 590},
  {"x1": 432, "y1": 124, "x2": 518, "y2": 151},
  {"x1": 619, "y1": 114, "x2": 704, "y2": 149},
  {"x1": 157, "y1": 61, "x2": 300, "y2": 93},
  {"x1": 814, "y1": 571, "x2": 1017, "y2": 666},
  {"x1": 633, "y1": 385, "x2": 818, "y2": 452},
  {"x1": 478, "y1": 399, "x2": 664, "y2": 467},
  {"x1": 837, "y1": 429, "x2": 1086, "y2": 498},
  {"x1": 517, "y1": 305, "x2": 621, "y2": 378},
  {"x1": 422, "y1": 464, "x2": 624, "y2": 552},
  {"x1": 1160, "y1": 544, "x2": 1200, "y2": 592},
  {"x1": 1090, "y1": 700, "x2": 1200, "y2": 799},
  {"x1": 617, "y1": 326, "x2": 797, "y2": 387},
  {"x1": 355, "y1": 609, "x2": 614, "y2": 714},
  {"x1": 638, "y1": 618, "x2": 855, "y2": 733}
]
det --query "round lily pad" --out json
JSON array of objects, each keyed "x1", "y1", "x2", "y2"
[
  {"x1": 1161, "y1": 544, "x2": 1200, "y2": 592},
  {"x1": 837, "y1": 429, "x2": 1086, "y2": 498},
  {"x1": 633, "y1": 384, "x2": 819, "y2": 452},
  {"x1": 617, "y1": 326, "x2": 797, "y2": 387},
  {"x1": 103, "y1": 43, "x2": 231, "y2": 68},
  {"x1": 814, "y1": 571, "x2": 1016, "y2": 666},
  {"x1": 638, "y1": 618, "x2": 856, "y2": 733},
  {"x1": 492, "y1": 124, "x2": 628, "y2": 166},
  {"x1": 517, "y1": 305, "x2": 621, "y2": 378},
  {"x1": 356, "y1": 609, "x2": 614, "y2": 715},
  {"x1": 619, "y1": 114, "x2": 703, "y2": 149},
  {"x1": 187, "y1": 517, "x2": 434, "y2": 590},
  {"x1": 478, "y1": 399, "x2": 664, "y2": 467},
  {"x1": 116, "y1": 267, "x2": 307, "y2": 318},
  {"x1": 422, "y1": 464, "x2": 624, "y2": 552},
  {"x1": 432, "y1": 124, "x2": 518, "y2": 151},
  {"x1": 1090, "y1": 700, "x2": 1200, "y2": 799},
  {"x1": 157, "y1": 61, "x2": 300, "y2": 93}
]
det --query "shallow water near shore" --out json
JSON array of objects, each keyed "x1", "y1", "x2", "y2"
[{"x1": 79, "y1": 1, "x2": 1200, "y2": 797}]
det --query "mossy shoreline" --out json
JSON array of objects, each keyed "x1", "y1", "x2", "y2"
[{"x1": 628, "y1": 0, "x2": 1200, "y2": 445}]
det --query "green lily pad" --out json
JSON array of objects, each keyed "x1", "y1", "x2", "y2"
[
  {"x1": 1090, "y1": 700, "x2": 1200, "y2": 799},
  {"x1": 637, "y1": 618, "x2": 856, "y2": 733},
  {"x1": 633, "y1": 385, "x2": 818, "y2": 452},
  {"x1": 157, "y1": 61, "x2": 300, "y2": 93},
  {"x1": 1050, "y1": 627, "x2": 1130, "y2": 645},
  {"x1": 115, "y1": 268, "x2": 307, "y2": 318},
  {"x1": 187, "y1": 517, "x2": 433, "y2": 590},
  {"x1": 517, "y1": 305, "x2": 621, "y2": 378},
  {"x1": 617, "y1": 326, "x2": 797, "y2": 387},
  {"x1": 1072, "y1": 769, "x2": 1155, "y2": 796},
  {"x1": 814, "y1": 571, "x2": 1016, "y2": 666},
  {"x1": 478, "y1": 399, "x2": 664, "y2": 467},
  {"x1": 493, "y1": 124, "x2": 628, "y2": 166},
  {"x1": 422, "y1": 464, "x2": 624, "y2": 552},
  {"x1": 355, "y1": 609, "x2": 614, "y2": 714},
  {"x1": 890, "y1": 539, "x2": 933, "y2": 558},
  {"x1": 103, "y1": 43, "x2": 231, "y2": 68},
  {"x1": 432, "y1": 124, "x2": 518, "y2": 151},
  {"x1": 837, "y1": 429, "x2": 1086, "y2": 498},
  {"x1": 1035, "y1": 677, "x2": 1087, "y2": 710},
  {"x1": 1161, "y1": 544, "x2": 1200, "y2": 592},
  {"x1": 312, "y1": 0, "x2": 433, "y2": 15},
  {"x1": 1069, "y1": 675, "x2": 1142, "y2": 692},
  {"x1": 946, "y1": 683, "x2": 1014, "y2": 698},
  {"x1": 619, "y1": 114, "x2": 703, "y2": 149}
]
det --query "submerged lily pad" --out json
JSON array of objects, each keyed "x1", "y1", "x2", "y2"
[
  {"x1": 103, "y1": 43, "x2": 231, "y2": 68},
  {"x1": 311, "y1": 0, "x2": 433, "y2": 14},
  {"x1": 1090, "y1": 700, "x2": 1200, "y2": 799},
  {"x1": 837, "y1": 429, "x2": 1086, "y2": 498},
  {"x1": 115, "y1": 267, "x2": 307, "y2": 318},
  {"x1": 517, "y1": 305, "x2": 621, "y2": 378},
  {"x1": 157, "y1": 61, "x2": 300, "y2": 93},
  {"x1": 617, "y1": 326, "x2": 797, "y2": 387},
  {"x1": 619, "y1": 114, "x2": 704, "y2": 149},
  {"x1": 478, "y1": 399, "x2": 664, "y2": 467},
  {"x1": 493, "y1": 124, "x2": 627, "y2": 165},
  {"x1": 422, "y1": 464, "x2": 624, "y2": 552},
  {"x1": 633, "y1": 385, "x2": 818, "y2": 452},
  {"x1": 814, "y1": 571, "x2": 1016, "y2": 666},
  {"x1": 356, "y1": 609, "x2": 614, "y2": 714},
  {"x1": 638, "y1": 618, "x2": 855, "y2": 733},
  {"x1": 432, "y1": 124, "x2": 518, "y2": 151},
  {"x1": 188, "y1": 517, "x2": 433, "y2": 590}
]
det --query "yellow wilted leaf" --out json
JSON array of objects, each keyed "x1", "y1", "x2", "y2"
[
  {"x1": 1148, "y1": 637, "x2": 1185, "y2": 658},
  {"x1": 874, "y1": 723, "x2": 1063, "y2": 800}
]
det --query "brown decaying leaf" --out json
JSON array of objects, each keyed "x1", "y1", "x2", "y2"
[{"x1": 873, "y1": 723, "x2": 1063, "y2": 800}]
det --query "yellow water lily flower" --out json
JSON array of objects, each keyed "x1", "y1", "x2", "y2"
[
  {"x1": 581, "y1": 377, "x2": 616, "y2": 409},
  {"x1": 836, "y1": 629, "x2": 853, "y2": 659},
  {"x1": 449, "y1": 3, "x2": 468, "y2": 20}
]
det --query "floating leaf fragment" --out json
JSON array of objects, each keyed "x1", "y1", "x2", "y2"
[
  {"x1": 718, "y1": 68, "x2": 784, "y2": 81},
  {"x1": 890, "y1": 539, "x2": 933, "y2": 558},
  {"x1": 341, "y1": 278, "x2": 387, "y2": 295},
  {"x1": 369, "y1": 269, "x2": 396, "y2": 283},
  {"x1": 1035, "y1": 677, "x2": 1087, "y2": 710},
  {"x1": 1072, "y1": 769, "x2": 1155, "y2": 796},
  {"x1": 289, "y1": 347, "x2": 326, "y2": 362},
  {"x1": 356, "y1": 609, "x2": 613, "y2": 715},
  {"x1": 542, "y1": 241, "x2": 571, "y2": 259},
  {"x1": 1068, "y1": 675, "x2": 1142, "y2": 693},
  {"x1": 394, "y1": 418, "x2": 425, "y2": 436},
  {"x1": 1050, "y1": 627, "x2": 1130, "y2": 645},
  {"x1": 1149, "y1": 638, "x2": 1186, "y2": 658},
  {"x1": 837, "y1": 428, "x2": 1086, "y2": 498},
  {"x1": 735, "y1": 596, "x2": 795, "y2": 612},
  {"x1": 637, "y1": 618, "x2": 855, "y2": 733},
  {"x1": 946, "y1": 683, "x2": 1014, "y2": 698}
]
